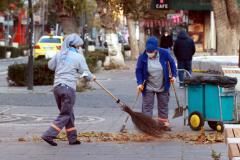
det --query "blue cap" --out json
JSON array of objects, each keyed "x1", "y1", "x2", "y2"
[{"x1": 146, "y1": 36, "x2": 158, "y2": 52}]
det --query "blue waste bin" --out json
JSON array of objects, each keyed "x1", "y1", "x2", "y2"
[
  {"x1": 205, "y1": 84, "x2": 234, "y2": 121},
  {"x1": 188, "y1": 84, "x2": 204, "y2": 116},
  {"x1": 187, "y1": 83, "x2": 236, "y2": 132}
]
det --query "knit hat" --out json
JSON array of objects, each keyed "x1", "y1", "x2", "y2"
[{"x1": 146, "y1": 36, "x2": 158, "y2": 52}]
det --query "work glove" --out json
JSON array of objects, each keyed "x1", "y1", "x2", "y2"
[
  {"x1": 169, "y1": 77, "x2": 176, "y2": 83},
  {"x1": 92, "y1": 75, "x2": 96, "y2": 81},
  {"x1": 137, "y1": 84, "x2": 144, "y2": 92}
]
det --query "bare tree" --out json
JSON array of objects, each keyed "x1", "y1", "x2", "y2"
[
  {"x1": 33, "y1": 0, "x2": 96, "y2": 34},
  {"x1": 121, "y1": 0, "x2": 150, "y2": 59},
  {"x1": 96, "y1": 0, "x2": 125, "y2": 68},
  {"x1": 0, "y1": 0, "x2": 23, "y2": 12}
]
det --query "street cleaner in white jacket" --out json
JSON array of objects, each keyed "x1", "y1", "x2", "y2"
[{"x1": 41, "y1": 33, "x2": 96, "y2": 146}]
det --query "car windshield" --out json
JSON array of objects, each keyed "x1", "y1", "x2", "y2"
[{"x1": 39, "y1": 38, "x2": 61, "y2": 43}]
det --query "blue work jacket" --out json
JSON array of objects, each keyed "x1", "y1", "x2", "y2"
[{"x1": 135, "y1": 48, "x2": 177, "y2": 94}]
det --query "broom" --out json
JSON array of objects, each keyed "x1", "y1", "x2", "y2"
[
  {"x1": 119, "y1": 89, "x2": 141, "y2": 133},
  {"x1": 94, "y1": 80, "x2": 165, "y2": 137},
  {"x1": 119, "y1": 80, "x2": 146, "y2": 133}
]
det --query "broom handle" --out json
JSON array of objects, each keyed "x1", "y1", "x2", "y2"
[
  {"x1": 121, "y1": 89, "x2": 141, "y2": 123},
  {"x1": 94, "y1": 80, "x2": 125, "y2": 108},
  {"x1": 119, "y1": 80, "x2": 146, "y2": 132},
  {"x1": 168, "y1": 62, "x2": 181, "y2": 108}
]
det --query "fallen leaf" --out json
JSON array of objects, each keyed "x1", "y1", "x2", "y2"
[{"x1": 18, "y1": 137, "x2": 26, "y2": 142}]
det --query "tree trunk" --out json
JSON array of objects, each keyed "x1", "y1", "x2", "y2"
[
  {"x1": 95, "y1": 0, "x2": 125, "y2": 68},
  {"x1": 139, "y1": 19, "x2": 146, "y2": 53},
  {"x1": 34, "y1": 26, "x2": 42, "y2": 43},
  {"x1": 225, "y1": 0, "x2": 240, "y2": 53},
  {"x1": 103, "y1": 30, "x2": 125, "y2": 68},
  {"x1": 212, "y1": 0, "x2": 239, "y2": 55},
  {"x1": 127, "y1": 17, "x2": 139, "y2": 60},
  {"x1": 59, "y1": 17, "x2": 79, "y2": 34},
  {"x1": 215, "y1": 26, "x2": 238, "y2": 55}
]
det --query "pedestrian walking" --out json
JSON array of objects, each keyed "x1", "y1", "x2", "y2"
[
  {"x1": 135, "y1": 36, "x2": 177, "y2": 128},
  {"x1": 160, "y1": 30, "x2": 173, "y2": 50},
  {"x1": 173, "y1": 30, "x2": 196, "y2": 88},
  {"x1": 41, "y1": 33, "x2": 96, "y2": 146}
]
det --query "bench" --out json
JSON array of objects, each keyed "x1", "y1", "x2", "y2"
[{"x1": 225, "y1": 124, "x2": 240, "y2": 160}]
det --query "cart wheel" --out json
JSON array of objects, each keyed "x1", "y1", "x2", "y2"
[
  {"x1": 208, "y1": 121, "x2": 217, "y2": 130},
  {"x1": 216, "y1": 122, "x2": 224, "y2": 133},
  {"x1": 188, "y1": 111, "x2": 204, "y2": 131}
]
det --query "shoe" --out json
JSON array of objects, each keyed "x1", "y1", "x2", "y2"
[
  {"x1": 41, "y1": 136, "x2": 57, "y2": 146},
  {"x1": 179, "y1": 86, "x2": 184, "y2": 89},
  {"x1": 156, "y1": 118, "x2": 170, "y2": 127},
  {"x1": 69, "y1": 140, "x2": 81, "y2": 145},
  {"x1": 156, "y1": 120, "x2": 165, "y2": 127},
  {"x1": 163, "y1": 121, "x2": 170, "y2": 127},
  {"x1": 162, "y1": 126, "x2": 172, "y2": 132}
]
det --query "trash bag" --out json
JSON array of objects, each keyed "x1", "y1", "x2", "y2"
[
  {"x1": 184, "y1": 76, "x2": 202, "y2": 85},
  {"x1": 184, "y1": 75, "x2": 237, "y2": 88}
]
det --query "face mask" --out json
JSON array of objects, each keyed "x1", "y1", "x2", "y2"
[
  {"x1": 78, "y1": 47, "x2": 83, "y2": 54},
  {"x1": 147, "y1": 52, "x2": 156, "y2": 58}
]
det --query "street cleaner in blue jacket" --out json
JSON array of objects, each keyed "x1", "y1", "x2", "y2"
[
  {"x1": 41, "y1": 33, "x2": 96, "y2": 146},
  {"x1": 136, "y1": 36, "x2": 177, "y2": 129}
]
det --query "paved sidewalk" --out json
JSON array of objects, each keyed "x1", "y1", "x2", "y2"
[{"x1": 0, "y1": 60, "x2": 227, "y2": 160}]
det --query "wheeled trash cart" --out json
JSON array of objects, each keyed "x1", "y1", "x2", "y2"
[{"x1": 184, "y1": 75, "x2": 238, "y2": 132}]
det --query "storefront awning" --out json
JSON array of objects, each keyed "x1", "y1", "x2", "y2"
[
  {"x1": 152, "y1": 0, "x2": 240, "y2": 11},
  {"x1": 170, "y1": 0, "x2": 212, "y2": 11},
  {"x1": 140, "y1": 18, "x2": 183, "y2": 28},
  {"x1": 152, "y1": 0, "x2": 212, "y2": 11}
]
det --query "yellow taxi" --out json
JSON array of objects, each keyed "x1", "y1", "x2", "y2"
[{"x1": 34, "y1": 35, "x2": 63, "y2": 59}]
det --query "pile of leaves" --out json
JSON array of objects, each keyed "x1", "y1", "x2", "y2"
[
  {"x1": 160, "y1": 128, "x2": 224, "y2": 144},
  {"x1": 58, "y1": 132, "x2": 155, "y2": 143},
  {"x1": 18, "y1": 129, "x2": 224, "y2": 144}
]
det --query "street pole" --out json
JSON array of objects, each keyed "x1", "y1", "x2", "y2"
[
  {"x1": 27, "y1": 0, "x2": 34, "y2": 90},
  {"x1": 84, "y1": 11, "x2": 88, "y2": 54},
  {"x1": 41, "y1": 0, "x2": 45, "y2": 35},
  {"x1": 239, "y1": 40, "x2": 240, "y2": 68},
  {"x1": 7, "y1": 11, "x2": 10, "y2": 46}
]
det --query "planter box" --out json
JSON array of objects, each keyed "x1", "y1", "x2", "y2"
[{"x1": 224, "y1": 124, "x2": 240, "y2": 160}]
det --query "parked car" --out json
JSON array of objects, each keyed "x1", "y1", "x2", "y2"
[{"x1": 34, "y1": 35, "x2": 63, "y2": 59}]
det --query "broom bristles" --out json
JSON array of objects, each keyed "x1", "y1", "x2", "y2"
[{"x1": 123, "y1": 105, "x2": 165, "y2": 137}]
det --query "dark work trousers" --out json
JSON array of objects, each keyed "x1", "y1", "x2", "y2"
[
  {"x1": 42, "y1": 84, "x2": 77, "y2": 143},
  {"x1": 142, "y1": 90, "x2": 169, "y2": 119},
  {"x1": 177, "y1": 60, "x2": 192, "y2": 86}
]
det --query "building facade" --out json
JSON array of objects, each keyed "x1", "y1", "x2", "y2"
[{"x1": 141, "y1": 0, "x2": 216, "y2": 52}]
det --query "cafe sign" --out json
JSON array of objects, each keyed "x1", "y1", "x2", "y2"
[{"x1": 153, "y1": 0, "x2": 169, "y2": 9}]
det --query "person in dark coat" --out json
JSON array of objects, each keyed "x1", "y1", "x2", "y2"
[
  {"x1": 160, "y1": 30, "x2": 173, "y2": 50},
  {"x1": 173, "y1": 30, "x2": 195, "y2": 88}
]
